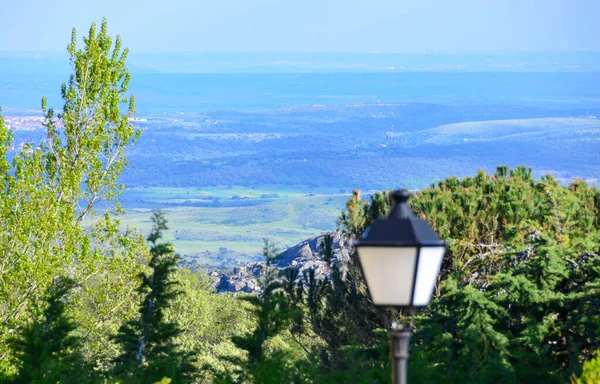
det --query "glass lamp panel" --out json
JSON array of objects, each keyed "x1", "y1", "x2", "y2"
[
  {"x1": 357, "y1": 246, "x2": 418, "y2": 306},
  {"x1": 412, "y1": 246, "x2": 445, "y2": 306}
]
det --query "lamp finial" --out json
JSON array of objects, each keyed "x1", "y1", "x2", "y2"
[{"x1": 390, "y1": 189, "x2": 413, "y2": 219}]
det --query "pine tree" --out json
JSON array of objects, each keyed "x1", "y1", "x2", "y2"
[
  {"x1": 220, "y1": 239, "x2": 301, "y2": 383},
  {"x1": 278, "y1": 231, "x2": 386, "y2": 377},
  {"x1": 7, "y1": 277, "x2": 88, "y2": 383},
  {"x1": 313, "y1": 166, "x2": 600, "y2": 382},
  {"x1": 398, "y1": 166, "x2": 600, "y2": 382},
  {"x1": 112, "y1": 211, "x2": 195, "y2": 383}
]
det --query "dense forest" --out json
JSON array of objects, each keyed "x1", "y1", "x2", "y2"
[{"x1": 1, "y1": 20, "x2": 600, "y2": 383}]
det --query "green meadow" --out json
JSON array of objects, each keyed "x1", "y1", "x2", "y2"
[{"x1": 118, "y1": 187, "x2": 351, "y2": 267}]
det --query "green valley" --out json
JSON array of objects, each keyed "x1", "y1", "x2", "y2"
[{"x1": 118, "y1": 187, "x2": 350, "y2": 266}]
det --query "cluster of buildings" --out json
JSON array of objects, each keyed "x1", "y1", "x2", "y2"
[{"x1": 3, "y1": 116, "x2": 46, "y2": 131}]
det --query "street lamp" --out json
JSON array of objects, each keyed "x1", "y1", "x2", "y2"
[{"x1": 354, "y1": 189, "x2": 446, "y2": 384}]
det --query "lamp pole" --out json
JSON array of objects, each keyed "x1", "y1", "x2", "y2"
[
  {"x1": 354, "y1": 189, "x2": 446, "y2": 384},
  {"x1": 389, "y1": 328, "x2": 412, "y2": 384}
]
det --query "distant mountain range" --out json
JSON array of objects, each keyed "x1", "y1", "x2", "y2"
[{"x1": 2, "y1": 51, "x2": 600, "y2": 74}]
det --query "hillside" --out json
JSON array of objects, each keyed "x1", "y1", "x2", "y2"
[{"x1": 421, "y1": 117, "x2": 600, "y2": 145}]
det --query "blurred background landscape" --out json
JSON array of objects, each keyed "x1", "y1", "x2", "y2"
[{"x1": 2, "y1": 52, "x2": 599, "y2": 267}]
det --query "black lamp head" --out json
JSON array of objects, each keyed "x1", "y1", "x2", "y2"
[
  {"x1": 356, "y1": 189, "x2": 444, "y2": 248},
  {"x1": 354, "y1": 189, "x2": 447, "y2": 308}
]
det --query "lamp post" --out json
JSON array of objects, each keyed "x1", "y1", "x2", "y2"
[{"x1": 354, "y1": 189, "x2": 446, "y2": 384}]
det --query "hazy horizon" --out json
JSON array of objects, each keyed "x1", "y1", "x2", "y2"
[
  {"x1": 2, "y1": 0, "x2": 599, "y2": 53},
  {"x1": 3, "y1": 51, "x2": 600, "y2": 75}
]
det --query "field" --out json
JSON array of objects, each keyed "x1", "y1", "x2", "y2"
[{"x1": 118, "y1": 187, "x2": 350, "y2": 267}]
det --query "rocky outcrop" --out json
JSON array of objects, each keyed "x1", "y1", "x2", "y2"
[
  {"x1": 214, "y1": 262, "x2": 263, "y2": 294},
  {"x1": 214, "y1": 231, "x2": 349, "y2": 294},
  {"x1": 274, "y1": 231, "x2": 344, "y2": 268}
]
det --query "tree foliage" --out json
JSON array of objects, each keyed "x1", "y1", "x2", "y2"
[
  {"x1": 6, "y1": 277, "x2": 88, "y2": 383},
  {"x1": 329, "y1": 166, "x2": 600, "y2": 383},
  {"x1": 212, "y1": 239, "x2": 303, "y2": 383},
  {"x1": 112, "y1": 211, "x2": 196, "y2": 383},
  {"x1": 207, "y1": 166, "x2": 600, "y2": 382},
  {"x1": 0, "y1": 18, "x2": 145, "y2": 377},
  {"x1": 1, "y1": 16, "x2": 599, "y2": 384}
]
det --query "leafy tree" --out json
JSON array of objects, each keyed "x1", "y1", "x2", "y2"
[
  {"x1": 112, "y1": 211, "x2": 195, "y2": 383},
  {"x1": 6, "y1": 277, "x2": 88, "y2": 383},
  {"x1": 0, "y1": 18, "x2": 144, "y2": 375},
  {"x1": 214, "y1": 239, "x2": 303, "y2": 383},
  {"x1": 572, "y1": 352, "x2": 600, "y2": 383},
  {"x1": 164, "y1": 267, "x2": 253, "y2": 382}
]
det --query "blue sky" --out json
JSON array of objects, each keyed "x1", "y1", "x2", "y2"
[{"x1": 1, "y1": 0, "x2": 599, "y2": 53}]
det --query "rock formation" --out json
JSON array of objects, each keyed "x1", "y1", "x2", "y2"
[{"x1": 213, "y1": 231, "x2": 349, "y2": 293}]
